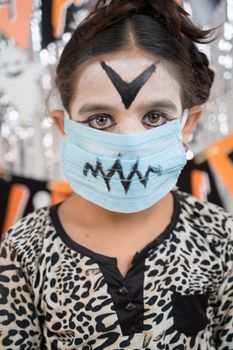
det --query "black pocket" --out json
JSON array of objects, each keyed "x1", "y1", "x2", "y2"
[{"x1": 171, "y1": 291, "x2": 210, "y2": 337}]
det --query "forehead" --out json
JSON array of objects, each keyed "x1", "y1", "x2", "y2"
[{"x1": 71, "y1": 49, "x2": 182, "y2": 110}]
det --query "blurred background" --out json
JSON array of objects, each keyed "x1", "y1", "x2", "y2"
[{"x1": 0, "y1": 0, "x2": 232, "y2": 235}]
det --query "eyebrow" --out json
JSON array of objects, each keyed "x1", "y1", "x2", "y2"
[{"x1": 78, "y1": 99, "x2": 178, "y2": 115}]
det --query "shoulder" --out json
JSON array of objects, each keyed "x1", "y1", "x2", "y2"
[
  {"x1": 1, "y1": 205, "x2": 55, "y2": 271},
  {"x1": 176, "y1": 189, "x2": 233, "y2": 242}
]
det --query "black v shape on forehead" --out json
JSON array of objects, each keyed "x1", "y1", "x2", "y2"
[{"x1": 100, "y1": 61, "x2": 156, "y2": 109}]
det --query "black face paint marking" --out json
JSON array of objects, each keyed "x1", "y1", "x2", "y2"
[
  {"x1": 101, "y1": 61, "x2": 156, "y2": 109},
  {"x1": 83, "y1": 154, "x2": 162, "y2": 193}
]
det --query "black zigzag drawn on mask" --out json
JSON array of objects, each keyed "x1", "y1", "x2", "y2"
[{"x1": 83, "y1": 154, "x2": 162, "y2": 193}]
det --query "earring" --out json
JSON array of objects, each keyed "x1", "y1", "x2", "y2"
[{"x1": 183, "y1": 142, "x2": 194, "y2": 160}]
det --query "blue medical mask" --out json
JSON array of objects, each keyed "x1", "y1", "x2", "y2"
[{"x1": 61, "y1": 117, "x2": 187, "y2": 213}]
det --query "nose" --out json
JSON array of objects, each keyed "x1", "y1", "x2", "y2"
[{"x1": 115, "y1": 119, "x2": 145, "y2": 134}]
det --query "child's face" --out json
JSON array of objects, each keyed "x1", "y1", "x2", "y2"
[{"x1": 69, "y1": 48, "x2": 183, "y2": 134}]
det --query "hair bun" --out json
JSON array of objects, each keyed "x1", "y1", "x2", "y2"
[{"x1": 184, "y1": 38, "x2": 215, "y2": 106}]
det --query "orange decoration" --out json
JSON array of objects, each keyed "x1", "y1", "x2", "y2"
[
  {"x1": 191, "y1": 170, "x2": 210, "y2": 201},
  {"x1": 0, "y1": 0, "x2": 32, "y2": 50},
  {"x1": 206, "y1": 134, "x2": 233, "y2": 195},
  {"x1": 3, "y1": 184, "x2": 30, "y2": 233},
  {"x1": 52, "y1": 0, "x2": 81, "y2": 37},
  {"x1": 49, "y1": 181, "x2": 73, "y2": 204}
]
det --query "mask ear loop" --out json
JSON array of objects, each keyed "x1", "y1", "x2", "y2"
[
  {"x1": 172, "y1": 110, "x2": 189, "y2": 191},
  {"x1": 64, "y1": 110, "x2": 71, "y2": 120},
  {"x1": 181, "y1": 109, "x2": 194, "y2": 160},
  {"x1": 181, "y1": 109, "x2": 189, "y2": 131}
]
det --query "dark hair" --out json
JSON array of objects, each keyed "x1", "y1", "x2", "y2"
[{"x1": 55, "y1": 0, "x2": 217, "y2": 113}]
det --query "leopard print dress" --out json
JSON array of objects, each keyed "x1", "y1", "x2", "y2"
[{"x1": 0, "y1": 190, "x2": 233, "y2": 350}]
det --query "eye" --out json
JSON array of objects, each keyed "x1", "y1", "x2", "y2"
[
  {"x1": 143, "y1": 111, "x2": 168, "y2": 127},
  {"x1": 81, "y1": 114, "x2": 115, "y2": 130}
]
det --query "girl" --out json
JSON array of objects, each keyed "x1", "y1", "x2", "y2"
[{"x1": 1, "y1": 0, "x2": 233, "y2": 349}]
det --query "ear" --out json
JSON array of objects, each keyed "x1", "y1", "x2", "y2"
[
  {"x1": 182, "y1": 105, "x2": 203, "y2": 144},
  {"x1": 50, "y1": 110, "x2": 65, "y2": 135}
]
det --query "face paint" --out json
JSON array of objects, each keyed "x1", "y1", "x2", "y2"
[{"x1": 101, "y1": 61, "x2": 156, "y2": 109}]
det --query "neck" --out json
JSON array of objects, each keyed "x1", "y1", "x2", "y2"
[{"x1": 67, "y1": 191, "x2": 174, "y2": 227}]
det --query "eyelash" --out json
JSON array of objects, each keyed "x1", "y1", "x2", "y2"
[{"x1": 79, "y1": 111, "x2": 173, "y2": 130}]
